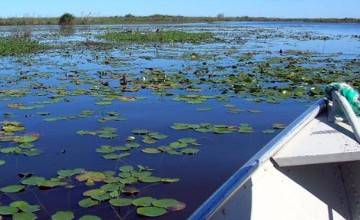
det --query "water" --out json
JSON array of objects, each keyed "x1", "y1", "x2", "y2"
[{"x1": 0, "y1": 22, "x2": 359, "y2": 219}]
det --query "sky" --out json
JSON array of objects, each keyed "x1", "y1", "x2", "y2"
[{"x1": 0, "y1": 0, "x2": 359, "y2": 18}]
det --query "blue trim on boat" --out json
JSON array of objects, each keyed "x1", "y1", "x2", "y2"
[
  {"x1": 189, "y1": 161, "x2": 258, "y2": 220},
  {"x1": 189, "y1": 99, "x2": 327, "y2": 220}
]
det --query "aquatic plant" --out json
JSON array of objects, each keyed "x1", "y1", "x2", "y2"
[
  {"x1": 0, "y1": 201, "x2": 40, "y2": 219},
  {"x1": 171, "y1": 123, "x2": 255, "y2": 134},
  {"x1": 0, "y1": 165, "x2": 184, "y2": 218},
  {"x1": 99, "y1": 31, "x2": 214, "y2": 43},
  {"x1": 0, "y1": 36, "x2": 44, "y2": 56}
]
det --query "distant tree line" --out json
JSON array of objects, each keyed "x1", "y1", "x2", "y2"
[{"x1": 0, "y1": 13, "x2": 359, "y2": 26}]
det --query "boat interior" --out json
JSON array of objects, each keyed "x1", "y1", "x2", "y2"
[{"x1": 210, "y1": 109, "x2": 360, "y2": 220}]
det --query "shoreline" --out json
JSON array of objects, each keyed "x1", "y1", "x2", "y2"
[{"x1": 0, "y1": 16, "x2": 360, "y2": 26}]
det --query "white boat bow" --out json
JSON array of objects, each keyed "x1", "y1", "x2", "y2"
[{"x1": 190, "y1": 92, "x2": 360, "y2": 220}]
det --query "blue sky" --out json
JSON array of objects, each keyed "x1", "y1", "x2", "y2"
[{"x1": 0, "y1": 0, "x2": 359, "y2": 18}]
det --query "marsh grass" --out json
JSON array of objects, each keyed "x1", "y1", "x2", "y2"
[
  {"x1": 0, "y1": 35, "x2": 44, "y2": 56},
  {"x1": 99, "y1": 31, "x2": 214, "y2": 43},
  {"x1": 0, "y1": 16, "x2": 359, "y2": 26}
]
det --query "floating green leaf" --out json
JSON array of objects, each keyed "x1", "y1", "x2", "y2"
[
  {"x1": 109, "y1": 198, "x2": 133, "y2": 207},
  {"x1": 76, "y1": 172, "x2": 106, "y2": 185},
  {"x1": 51, "y1": 211, "x2": 74, "y2": 220},
  {"x1": 10, "y1": 201, "x2": 40, "y2": 213},
  {"x1": 132, "y1": 197, "x2": 156, "y2": 207},
  {"x1": 142, "y1": 148, "x2": 161, "y2": 154},
  {"x1": 102, "y1": 153, "x2": 130, "y2": 160},
  {"x1": 2, "y1": 121, "x2": 25, "y2": 132},
  {"x1": 79, "y1": 215, "x2": 101, "y2": 220},
  {"x1": 152, "y1": 199, "x2": 181, "y2": 209},
  {"x1": 169, "y1": 141, "x2": 188, "y2": 149},
  {"x1": 79, "y1": 198, "x2": 99, "y2": 208},
  {"x1": 139, "y1": 176, "x2": 162, "y2": 183},
  {"x1": 136, "y1": 206, "x2": 167, "y2": 217},
  {"x1": 238, "y1": 123, "x2": 254, "y2": 133},
  {"x1": 119, "y1": 165, "x2": 134, "y2": 172},
  {"x1": 21, "y1": 176, "x2": 46, "y2": 186},
  {"x1": 13, "y1": 134, "x2": 39, "y2": 143},
  {"x1": 0, "y1": 184, "x2": 25, "y2": 193},
  {"x1": 0, "y1": 206, "x2": 18, "y2": 215},
  {"x1": 57, "y1": 168, "x2": 84, "y2": 178},
  {"x1": 83, "y1": 189, "x2": 106, "y2": 197},
  {"x1": 13, "y1": 212, "x2": 37, "y2": 220}
]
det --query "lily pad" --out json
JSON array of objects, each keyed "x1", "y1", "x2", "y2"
[
  {"x1": 137, "y1": 206, "x2": 167, "y2": 217},
  {"x1": 102, "y1": 153, "x2": 130, "y2": 160},
  {"x1": 132, "y1": 197, "x2": 156, "y2": 207},
  {"x1": 152, "y1": 199, "x2": 181, "y2": 209},
  {"x1": 0, "y1": 184, "x2": 25, "y2": 193},
  {"x1": 238, "y1": 123, "x2": 254, "y2": 133},
  {"x1": 76, "y1": 172, "x2": 106, "y2": 185},
  {"x1": 13, "y1": 134, "x2": 39, "y2": 143},
  {"x1": 148, "y1": 132, "x2": 168, "y2": 140},
  {"x1": 10, "y1": 201, "x2": 40, "y2": 213},
  {"x1": 57, "y1": 168, "x2": 84, "y2": 178},
  {"x1": 119, "y1": 165, "x2": 134, "y2": 172},
  {"x1": 101, "y1": 183, "x2": 123, "y2": 192},
  {"x1": 79, "y1": 198, "x2": 99, "y2": 208},
  {"x1": 21, "y1": 176, "x2": 46, "y2": 186},
  {"x1": 79, "y1": 215, "x2": 101, "y2": 220},
  {"x1": 12, "y1": 212, "x2": 37, "y2": 220},
  {"x1": 38, "y1": 180, "x2": 65, "y2": 189},
  {"x1": 139, "y1": 176, "x2": 162, "y2": 183},
  {"x1": 96, "y1": 145, "x2": 117, "y2": 154},
  {"x1": 2, "y1": 121, "x2": 25, "y2": 132},
  {"x1": 109, "y1": 198, "x2": 133, "y2": 207},
  {"x1": 142, "y1": 148, "x2": 161, "y2": 154},
  {"x1": 83, "y1": 189, "x2": 106, "y2": 197},
  {"x1": 178, "y1": 137, "x2": 197, "y2": 144},
  {"x1": 169, "y1": 141, "x2": 188, "y2": 149},
  {"x1": 0, "y1": 206, "x2": 18, "y2": 215},
  {"x1": 51, "y1": 211, "x2": 74, "y2": 220}
]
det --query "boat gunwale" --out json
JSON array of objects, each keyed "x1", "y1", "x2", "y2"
[{"x1": 189, "y1": 98, "x2": 327, "y2": 220}]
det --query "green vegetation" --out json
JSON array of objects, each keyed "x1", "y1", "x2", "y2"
[
  {"x1": 99, "y1": 31, "x2": 214, "y2": 43},
  {"x1": 0, "y1": 36, "x2": 44, "y2": 56},
  {"x1": 58, "y1": 13, "x2": 75, "y2": 25},
  {"x1": 0, "y1": 165, "x2": 184, "y2": 219},
  {"x1": 0, "y1": 15, "x2": 359, "y2": 26}
]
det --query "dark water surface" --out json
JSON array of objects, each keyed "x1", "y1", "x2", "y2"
[{"x1": 0, "y1": 22, "x2": 359, "y2": 219}]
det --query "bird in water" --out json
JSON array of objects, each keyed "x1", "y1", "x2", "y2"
[{"x1": 120, "y1": 74, "x2": 127, "y2": 86}]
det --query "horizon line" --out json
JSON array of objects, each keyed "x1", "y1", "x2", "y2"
[{"x1": 0, "y1": 14, "x2": 359, "y2": 20}]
